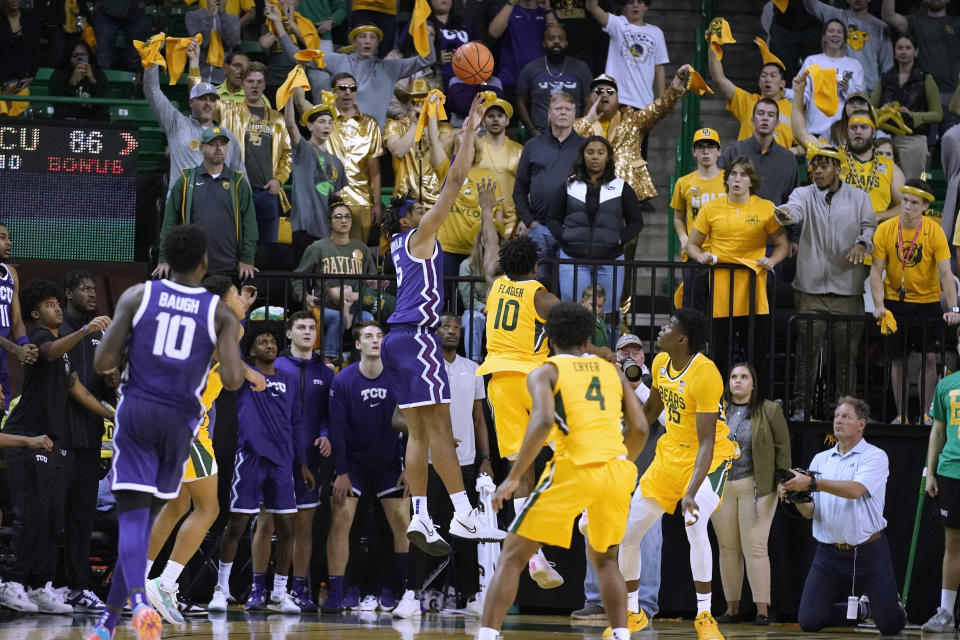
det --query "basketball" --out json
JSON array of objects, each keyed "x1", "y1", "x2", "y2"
[{"x1": 452, "y1": 41, "x2": 494, "y2": 85}]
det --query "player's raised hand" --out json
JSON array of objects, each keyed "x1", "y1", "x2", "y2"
[
  {"x1": 491, "y1": 476, "x2": 520, "y2": 512},
  {"x1": 245, "y1": 366, "x2": 267, "y2": 391}
]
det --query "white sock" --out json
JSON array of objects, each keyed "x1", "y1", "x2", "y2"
[
  {"x1": 696, "y1": 592, "x2": 711, "y2": 615},
  {"x1": 627, "y1": 590, "x2": 639, "y2": 613},
  {"x1": 412, "y1": 496, "x2": 429, "y2": 521},
  {"x1": 942, "y1": 588, "x2": 958, "y2": 612},
  {"x1": 611, "y1": 629, "x2": 630, "y2": 640},
  {"x1": 450, "y1": 490, "x2": 472, "y2": 518},
  {"x1": 145, "y1": 559, "x2": 154, "y2": 579},
  {"x1": 159, "y1": 560, "x2": 185, "y2": 591},
  {"x1": 217, "y1": 562, "x2": 233, "y2": 592},
  {"x1": 476, "y1": 626, "x2": 499, "y2": 640},
  {"x1": 273, "y1": 574, "x2": 287, "y2": 594}
]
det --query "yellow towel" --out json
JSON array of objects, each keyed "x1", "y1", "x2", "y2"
[
  {"x1": 294, "y1": 49, "x2": 326, "y2": 67},
  {"x1": 134, "y1": 33, "x2": 167, "y2": 70},
  {"x1": 207, "y1": 28, "x2": 224, "y2": 68},
  {"x1": 754, "y1": 37, "x2": 785, "y2": 70},
  {"x1": 276, "y1": 64, "x2": 311, "y2": 109},
  {"x1": 82, "y1": 22, "x2": 97, "y2": 50},
  {"x1": 686, "y1": 68, "x2": 713, "y2": 96},
  {"x1": 165, "y1": 34, "x2": 203, "y2": 85},
  {"x1": 773, "y1": 0, "x2": 788, "y2": 11},
  {"x1": 0, "y1": 87, "x2": 29, "y2": 117},
  {"x1": 673, "y1": 283, "x2": 683, "y2": 310},
  {"x1": 705, "y1": 17, "x2": 735, "y2": 60},
  {"x1": 409, "y1": 0, "x2": 432, "y2": 58},
  {"x1": 878, "y1": 309, "x2": 898, "y2": 335},
  {"x1": 805, "y1": 65, "x2": 838, "y2": 117},
  {"x1": 414, "y1": 89, "x2": 447, "y2": 142},
  {"x1": 267, "y1": 7, "x2": 320, "y2": 51}
]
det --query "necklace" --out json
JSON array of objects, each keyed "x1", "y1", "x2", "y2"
[
  {"x1": 842, "y1": 146, "x2": 882, "y2": 194},
  {"x1": 544, "y1": 57, "x2": 567, "y2": 78}
]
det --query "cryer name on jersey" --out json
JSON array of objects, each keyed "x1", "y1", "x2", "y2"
[
  {"x1": 158, "y1": 291, "x2": 201, "y2": 314},
  {"x1": 660, "y1": 387, "x2": 687, "y2": 410},
  {"x1": 572, "y1": 360, "x2": 601, "y2": 372}
]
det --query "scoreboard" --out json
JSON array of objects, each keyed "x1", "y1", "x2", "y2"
[{"x1": 0, "y1": 120, "x2": 138, "y2": 262}]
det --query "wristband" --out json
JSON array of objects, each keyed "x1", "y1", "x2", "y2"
[{"x1": 15, "y1": 336, "x2": 29, "y2": 346}]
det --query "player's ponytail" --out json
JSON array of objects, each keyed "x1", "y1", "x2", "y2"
[{"x1": 381, "y1": 193, "x2": 416, "y2": 238}]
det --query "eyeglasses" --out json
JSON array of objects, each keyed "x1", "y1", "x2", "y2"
[
  {"x1": 331, "y1": 213, "x2": 351, "y2": 220},
  {"x1": 336, "y1": 84, "x2": 358, "y2": 93},
  {"x1": 594, "y1": 87, "x2": 616, "y2": 96}
]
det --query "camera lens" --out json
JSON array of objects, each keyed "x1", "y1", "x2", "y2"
[{"x1": 621, "y1": 358, "x2": 642, "y2": 382}]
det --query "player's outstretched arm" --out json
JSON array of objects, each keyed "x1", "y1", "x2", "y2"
[
  {"x1": 94, "y1": 284, "x2": 144, "y2": 374},
  {"x1": 214, "y1": 303, "x2": 246, "y2": 391},
  {"x1": 621, "y1": 370, "x2": 648, "y2": 460},
  {"x1": 410, "y1": 94, "x2": 484, "y2": 256},
  {"x1": 491, "y1": 363, "x2": 557, "y2": 511}
]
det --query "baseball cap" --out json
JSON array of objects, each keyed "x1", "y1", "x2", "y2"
[
  {"x1": 590, "y1": 74, "x2": 618, "y2": 92},
  {"x1": 190, "y1": 82, "x2": 219, "y2": 100},
  {"x1": 693, "y1": 128, "x2": 721, "y2": 145},
  {"x1": 616, "y1": 333, "x2": 643, "y2": 351},
  {"x1": 199, "y1": 127, "x2": 230, "y2": 144}
]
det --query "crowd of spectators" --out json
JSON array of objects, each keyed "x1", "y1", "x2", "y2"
[{"x1": 5, "y1": 0, "x2": 960, "y2": 633}]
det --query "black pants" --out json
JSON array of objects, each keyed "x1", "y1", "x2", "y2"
[
  {"x1": 710, "y1": 314, "x2": 771, "y2": 384},
  {"x1": 10, "y1": 448, "x2": 67, "y2": 588},
  {"x1": 60, "y1": 449, "x2": 101, "y2": 590},
  {"x1": 798, "y1": 536, "x2": 905, "y2": 636},
  {"x1": 410, "y1": 463, "x2": 480, "y2": 600}
]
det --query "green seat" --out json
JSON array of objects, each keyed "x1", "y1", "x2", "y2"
[
  {"x1": 110, "y1": 102, "x2": 177, "y2": 123},
  {"x1": 240, "y1": 39, "x2": 267, "y2": 63}
]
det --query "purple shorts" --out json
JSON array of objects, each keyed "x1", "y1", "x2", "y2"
[
  {"x1": 230, "y1": 448, "x2": 297, "y2": 514},
  {"x1": 382, "y1": 325, "x2": 450, "y2": 409},
  {"x1": 111, "y1": 396, "x2": 199, "y2": 499},
  {"x1": 346, "y1": 456, "x2": 404, "y2": 499},
  {"x1": 294, "y1": 451, "x2": 320, "y2": 509}
]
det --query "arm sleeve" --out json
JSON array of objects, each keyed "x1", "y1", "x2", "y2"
[
  {"x1": 545, "y1": 186, "x2": 565, "y2": 241},
  {"x1": 619, "y1": 183, "x2": 644, "y2": 242},
  {"x1": 931, "y1": 379, "x2": 948, "y2": 423},
  {"x1": 669, "y1": 176, "x2": 686, "y2": 212},
  {"x1": 158, "y1": 176, "x2": 185, "y2": 262},
  {"x1": 872, "y1": 222, "x2": 888, "y2": 262},
  {"x1": 48, "y1": 70, "x2": 72, "y2": 96},
  {"x1": 290, "y1": 381, "x2": 306, "y2": 466},
  {"x1": 801, "y1": 0, "x2": 840, "y2": 21},
  {"x1": 781, "y1": 187, "x2": 806, "y2": 225},
  {"x1": 274, "y1": 121, "x2": 293, "y2": 184},
  {"x1": 912, "y1": 74, "x2": 944, "y2": 127},
  {"x1": 143, "y1": 64, "x2": 182, "y2": 132},
  {"x1": 330, "y1": 0, "x2": 348, "y2": 25},
  {"x1": 767, "y1": 401, "x2": 793, "y2": 472},
  {"x1": 383, "y1": 40, "x2": 438, "y2": 82},
  {"x1": 853, "y1": 447, "x2": 889, "y2": 498},
  {"x1": 328, "y1": 378, "x2": 350, "y2": 474},
  {"x1": 933, "y1": 224, "x2": 951, "y2": 262},
  {"x1": 237, "y1": 178, "x2": 259, "y2": 263},
  {"x1": 474, "y1": 368, "x2": 486, "y2": 400},
  {"x1": 692, "y1": 202, "x2": 713, "y2": 235},
  {"x1": 858, "y1": 192, "x2": 877, "y2": 251},
  {"x1": 222, "y1": 13, "x2": 242, "y2": 51}
]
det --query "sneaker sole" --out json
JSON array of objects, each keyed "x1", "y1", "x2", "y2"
[
  {"x1": 449, "y1": 528, "x2": 505, "y2": 543},
  {"x1": 144, "y1": 581, "x2": 185, "y2": 625},
  {"x1": 529, "y1": 568, "x2": 564, "y2": 589},
  {"x1": 132, "y1": 607, "x2": 163, "y2": 640},
  {"x1": 406, "y1": 529, "x2": 452, "y2": 556},
  {"x1": 571, "y1": 614, "x2": 607, "y2": 620},
  {"x1": 207, "y1": 602, "x2": 228, "y2": 613}
]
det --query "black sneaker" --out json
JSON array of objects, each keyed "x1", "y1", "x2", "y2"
[
  {"x1": 716, "y1": 612, "x2": 743, "y2": 623},
  {"x1": 754, "y1": 614, "x2": 770, "y2": 626}
]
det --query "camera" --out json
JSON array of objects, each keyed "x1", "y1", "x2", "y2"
[
  {"x1": 620, "y1": 357, "x2": 642, "y2": 383},
  {"x1": 776, "y1": 468, "x2": 820, "y2": 503},
  {"x1": 76, "y1": 54, "x2": 89, "y2": 65}
]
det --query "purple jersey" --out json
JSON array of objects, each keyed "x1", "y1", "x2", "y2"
[
  {"x1": 121, "y1": 280, "x2": 219, "y2": 421},
  {"x1": 0, "y1": 264, "x2": 14, "y2": 340},
  {"x1": 328, "y1": 363, "x2": 402, "y2": 475},
  {"x1": 388, "y1": 228, "x2": 443, "y2": 328},
  {"x1": 237, "y1": 366, "x2": 303, "y2": 467}
]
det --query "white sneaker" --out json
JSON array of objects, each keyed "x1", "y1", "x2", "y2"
[
  {"x1": 145, "y1": 577, "x2": 185, "y2": 624},
  {"x1": 357, "y1": 595, "x2": 379, "y2": 611},
  {"x1": 0, "y1": 581, "x2": 38, "y2": 613},
  {"x1": 28, "y1": 582, "x2": 73, "y2": 614},
  {"x1": 208, "y1": 585, "x2": 231, "y2": 612},
  {"x1": 267, "y1": 590, "x2": 301, "y2": 614},
  {"x1": 391, "y1": 590, "x2": 422, "y2": 619},
  {"x1": 406, "y1": 517, "x2": 452, "y2": 556},
  {"x1": 528, "y1": 550, "x2": 564, "y2": 589},
  {"x1": 64, "y1": 588, "x2": 106, "y2": 613},
  {"x1": 449, "y1": 508, "x2": 506, "y2": 542},
  {"x1": 465, "y1": 596, "x2": 484, "y2": 618}
]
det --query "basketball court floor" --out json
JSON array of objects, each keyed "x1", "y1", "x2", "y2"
[{"x1": 0, "y1": 611, "x2": 923, "y2": 639}]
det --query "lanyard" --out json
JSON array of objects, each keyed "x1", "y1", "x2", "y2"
[{"x1": 897, "y1": 219, "x2": 923, "y2": 300}]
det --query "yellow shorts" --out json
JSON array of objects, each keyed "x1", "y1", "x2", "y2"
[
  {"x1": 639, "y1": 446, "x2": 731, "y2": 513},
  {"x1": 488, "y1": 371, "x2": 532, "y2": 460},
  {"x1": 183, "y1": 431, "x2": 217, "y2": 482},
  {"x1": 511, "y1": 456, "x2": 637, "y2": 553}
]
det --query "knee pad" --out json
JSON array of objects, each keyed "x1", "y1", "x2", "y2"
[{"x1": 618, "y1": 497, "x2": 662, "y2": 580}]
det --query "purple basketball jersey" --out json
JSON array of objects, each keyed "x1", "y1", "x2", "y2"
[
  {"x1": 121, "y1": 279, "x2": 219, "y2": 421},
  {"x1": 0, "y1": 264, "x2": 14, "y2": 341},
  {"x1": 387, "y1": 229, "x2": 443, "y2": 328}
]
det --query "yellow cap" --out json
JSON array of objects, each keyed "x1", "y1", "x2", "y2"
[
  {"x1": 692, "y1": 128, "x2": 721, "y2": 145},
  {"x1": 349, "y1": 24, "x2": 384, "y2": 42}
]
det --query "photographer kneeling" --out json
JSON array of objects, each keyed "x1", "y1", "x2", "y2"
[{"x1": 779, "y1": 396, "x2": 905, "y2": 636}]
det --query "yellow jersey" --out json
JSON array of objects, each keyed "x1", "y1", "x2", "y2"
[
  {"x1": 651, "y1": 351, "x2": 736, "y2": 463},
  {"x1": 436, "y1": 165, "x2": 506, "y2": 255},
  {"x1": 196, "y1": 364, "x2": 224, "y2": 446},
  {"x1": 727, "y1": 88, "x2": 795, "y2": 149},
  {"x1": 842, "y1": 153, "x2": 894, "y2": 214},
  {"x1": 477, "y1": 275, "x2": 549, "y2": 376},
  {"x1": 874, "y1": 215, "x2": 950, "y2": 303},
  {"x1": 670, "y1": 169, "x2": 726, "y2": 258},
  {"x1": 693, "y1": 194, "x2": 781, "y2": 317},
  {"x1": 548, "y1": 354, "x2": 627, "y2": 466}
]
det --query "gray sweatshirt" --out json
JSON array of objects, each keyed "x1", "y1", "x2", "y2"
[
  {"x1": 143, "y1": 65, "x2": 247, "y2": 194},
  {"x1": 184, "y1": 10, "x2": 241, "y2": 85},
  {"x1": 279, "y1": 32, "x2": 435, "y2": 129},
  {"x1": 778, "y1": 180, "x2": 876, "y2": 296}
]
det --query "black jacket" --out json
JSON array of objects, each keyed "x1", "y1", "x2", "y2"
[{"x1": 549, "y1": 177, "x2": 644, "y2": 259}]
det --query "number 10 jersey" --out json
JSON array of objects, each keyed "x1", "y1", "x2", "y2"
[
  {"x1": 121, "y1": 279, "x2": 219, "y2": 420},
  {"x1": 477, "y1": 275, "x2": 550, "y2": 376}
]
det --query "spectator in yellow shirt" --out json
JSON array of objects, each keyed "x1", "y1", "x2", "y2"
[
  {"x1": 869, "y1": 179, "x2": 960, "y2": 424},
  {"x1": 476, "y1": 96, "x2": 522, "y2": 238}
]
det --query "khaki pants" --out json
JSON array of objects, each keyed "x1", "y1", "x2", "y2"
[
  {"x1": 792, "y1": 290, "x2": 864, "y2": 411},
  {"x1": 710, "y1": 475, "x2": 777, "y2": 604},
  {"x1": 892, "y1": 134, "x2": 929, "y2": 181}
]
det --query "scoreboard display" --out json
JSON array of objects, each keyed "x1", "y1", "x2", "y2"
[{"x1": 0, "y1": 121, "x2": 138, "y2": 262}]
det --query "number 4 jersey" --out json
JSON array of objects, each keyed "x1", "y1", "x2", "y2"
[
  {"x1": 121, "y1": 279, "x2": 219, "y2": 419},
  {"x1": 477, "y1": 275, "x2": 549, "y2": 376}
]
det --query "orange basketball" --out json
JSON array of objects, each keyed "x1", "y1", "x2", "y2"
[{"x1": 452, "y1": 41, "x2": 494, "y2": 85}]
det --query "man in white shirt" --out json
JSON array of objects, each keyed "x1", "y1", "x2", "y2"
[
  {"x1": 584, "y1": 0, "x2": 668, "y2": 109},
  {"x1": 797, "y1": 19, "x2": 865, "y2": 141},
  {"x1": 779, "y1": 396, "x2": 905, "y2": 636}
]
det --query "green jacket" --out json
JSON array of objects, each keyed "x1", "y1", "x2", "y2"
[{"x1": 159, "y1": 166, "x2": 258, "y2": 265}]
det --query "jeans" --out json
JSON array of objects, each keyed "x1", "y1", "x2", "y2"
[
  {"x1": 584, "y1": 515, "x2": 662, "y2": 615},
  {"x1": 253, "y1": 188, "x2": 281, "y2": 244},
  {"x1": 322, "y1": 307, "x2": 372, "y2": 360},
  {"x1": 92, "y1": 9, "x2": 150, "y2": 70},
  {"x1": 461, "y1": 309, "x2": 486, "y2": 362},
  {"x1": 558, "y1": 248, "x2": 624, "y2": 315},
  {"x1": 527, "y1": 224, "x2": 557, "y2": 285}
]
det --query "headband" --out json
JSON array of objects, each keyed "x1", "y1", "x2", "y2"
[
  {"x1": 397, "y1": 199, "x2": 417, "y2": 219},
  {"x1": 899, "y1": 184, "x2": 935, "y2": 202},
  {"x1": 847, "y1": 114, "x2": 874, "y2": 128}
]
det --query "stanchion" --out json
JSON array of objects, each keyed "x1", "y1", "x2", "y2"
[{"x1": 902, "y1": 466, "x2": 927, "y2": 606}]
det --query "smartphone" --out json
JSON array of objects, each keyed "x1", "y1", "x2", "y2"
[{"x1": 76, "y1": 54, "x2": 89, "y2": 65}]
